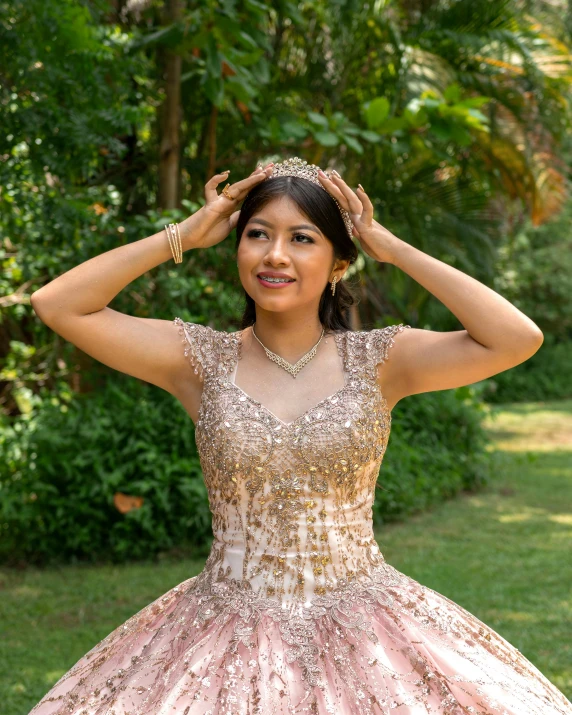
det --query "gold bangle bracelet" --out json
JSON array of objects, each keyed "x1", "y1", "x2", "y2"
[
  {"x1": 173, "y1": 222, "x2": 183, "y2": 263},
  {"x1": 165, "y1": 223, "x2": 183, "y2": 264},
  {"x1": 164, "y1": 224, "x2": 174, "y2": 261}
]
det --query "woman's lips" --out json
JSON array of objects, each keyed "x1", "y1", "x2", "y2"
[{"x1": 256, "y1": 275, "x2": 296, "y2": 288}]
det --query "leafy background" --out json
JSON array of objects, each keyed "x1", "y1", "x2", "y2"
[{"x1": 1, "y1": 0, "x2": 571, "y2": 564}]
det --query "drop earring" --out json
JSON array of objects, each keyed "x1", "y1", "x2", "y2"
[{"x1": 330, "y1": 276, "x2": 338, "y2": 296}]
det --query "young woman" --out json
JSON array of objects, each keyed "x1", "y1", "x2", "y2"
[{"x1": 29, "y1": 157, "x2": 571, "y2": 714}]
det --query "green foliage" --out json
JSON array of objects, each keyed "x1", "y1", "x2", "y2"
[
  {"x1": 495, "y1": 201, "x2": 572, "y2": 341},
  {"x1": 0, "y1": 0, "x2": 150, "y2": 183},
  {"x1": 0, "y1": 375, "x2": 211, "y2": 566},
  {"x1": 482, "y1": 338, "x2": 572, "y2": 404},
  {"x1": 485, "y1": 200, "x2": 572, "y2": 403},
  {"x1": 1, "y1": 0, "x2": 570, "y2": 567},
  {"x1": 0, "y1": 380, "x2": 491, "y2": 565}
]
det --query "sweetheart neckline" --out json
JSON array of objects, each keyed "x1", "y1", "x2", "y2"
[
  {"x1": 226, "y1": 378, "x2": 353, "y2": 428},
  {"x1": 178, "y1": 320, "x2": 394, "y2": 427},
  {"x1": 226, "y1": 328, "x2": 351, "y2": 427}
]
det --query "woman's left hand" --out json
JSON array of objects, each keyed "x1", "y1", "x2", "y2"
[{"x1": 317, "y1": 169, "x2": 400, "y2": 264}]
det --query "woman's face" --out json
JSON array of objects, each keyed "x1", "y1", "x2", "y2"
[{"x1": 237, "y1": 196, "x2": 348, "y2": 316}]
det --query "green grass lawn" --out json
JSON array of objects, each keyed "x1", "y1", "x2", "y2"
[
  {"x1": 2, "y1": 400, "x2": 571, "y2": 713},
  {"x1": 376, "y1": 399, "x2": 572, "y2": 700}
]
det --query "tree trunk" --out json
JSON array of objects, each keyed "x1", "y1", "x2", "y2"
[
  {"x1": 158, "y1": 0, "x2": 184, "y2": 210},
  {"x1": 206, "y1": 103, "x2": 219, "y2": 180}
]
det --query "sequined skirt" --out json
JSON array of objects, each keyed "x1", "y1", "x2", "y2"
[{"x1": 29, "y1": 561, "x2": 572, "y2": 715}]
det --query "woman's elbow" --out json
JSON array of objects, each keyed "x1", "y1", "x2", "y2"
[
  {"x1": 30, "y1": 290, "x2": 58, "y2": 326},
  {"x1": 520, "y1": 327, "x2": 544, "y2": 359}
]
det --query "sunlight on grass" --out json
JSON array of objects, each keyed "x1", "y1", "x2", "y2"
[
  {"x1": 498, "y1": 512, "x2": 534, "y2": 522},
  {"x1": 11, "y1": 585, "x2": 44, "y2": 597},
  {"x1": 502, "y1": 612, "x2": 537, "y2": 623},
  {"x1": 482, "y1": 399, "x2": 572, "y2": 452}
]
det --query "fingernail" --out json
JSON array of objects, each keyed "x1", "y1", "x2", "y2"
[
  {"x1": 358, "y1": 183, "x2": 364, "y2": 191},
  {"x1": 221, "y1": 169, "x2": 230, "y2": 174},
  {"x1": 333, "y1": 169, "x2": 341, "y2": 178}
]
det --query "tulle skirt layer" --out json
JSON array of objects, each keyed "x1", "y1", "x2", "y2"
[{"x1": 29, "y1": 562, "x2": 572, "y2": 715}]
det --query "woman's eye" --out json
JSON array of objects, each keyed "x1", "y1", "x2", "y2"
[{"x1": 246, "y1": 229, "x2": 313, "y2": 243}]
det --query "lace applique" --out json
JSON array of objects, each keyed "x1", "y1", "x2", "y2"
[
  {"x1": 174, "y1": 316, "x2": 240, "y2": 381},
  {"x1": 346, "y1": 324, "x2": 413, "y2": 382}
]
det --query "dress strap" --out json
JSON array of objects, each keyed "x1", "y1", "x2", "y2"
[
  {"x1": 344, "y1": 324, "x2": 412, "y2": 382},
  {"x1": 173, "y1": 317, "x2": 242, "y2": 381}
]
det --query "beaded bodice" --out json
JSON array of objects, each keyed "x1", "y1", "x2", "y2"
[{"x1": 174, "y1": 318, "x2": 411, "y2": 609}]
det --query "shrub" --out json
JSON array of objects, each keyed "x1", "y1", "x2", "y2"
[
  {"x1": 374, "y1": 384, "x2": 491, "y2": 524},
  {"x1": 0, "y1": 375, "x2": 211, "y2": 566},
  {"x1": 481, "y1": 338, "x2": 572, "y2": 404}
]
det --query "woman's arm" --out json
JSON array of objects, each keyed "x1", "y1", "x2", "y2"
[
  {"x1": 30, "y1": 218, "x2": 203, "y2": 396},
  {"x1": 316, "y1": 169, "x2": 543, "y2": 409},
  {"x1": 30, "y1": 164, "x2": 274, "y2": 398},
  {"x1": 378, "y1": 240, "x2": 543, "y2": 408}
]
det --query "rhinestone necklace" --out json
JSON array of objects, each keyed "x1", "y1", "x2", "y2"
[{"x1": 251, "y1": 324, "x2": 325, "y2": 378}]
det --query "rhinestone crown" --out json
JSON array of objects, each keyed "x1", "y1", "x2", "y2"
[{"x1": 266, "y1": 156, "x2": 354, "y2": 240}]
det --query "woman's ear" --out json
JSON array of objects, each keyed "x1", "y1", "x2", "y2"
[{"x1": 334, "y1": 258, "x2": 351, "y2": 276}]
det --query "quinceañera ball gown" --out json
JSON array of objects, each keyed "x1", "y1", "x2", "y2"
[{"x1": 30, "y1": 319, "x2": 572, "y2": 715}]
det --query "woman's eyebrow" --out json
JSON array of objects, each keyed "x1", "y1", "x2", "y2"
[{"x1": 249, "y1": 218, "x2": 320, "y2": 234}]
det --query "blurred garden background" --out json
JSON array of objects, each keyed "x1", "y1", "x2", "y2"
[{"x1": 1, "y1": 0, "x2": 571, "y2": 711}]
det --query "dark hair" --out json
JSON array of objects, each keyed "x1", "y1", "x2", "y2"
[{"x1": 234, "y1": 176, "x2": 359, "y2": 331}]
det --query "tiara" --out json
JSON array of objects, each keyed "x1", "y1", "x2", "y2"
[{"x1": 265, "y1": 156, "x2": 354, "y2": 240}]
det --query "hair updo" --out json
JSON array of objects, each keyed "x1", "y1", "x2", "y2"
[{"x1": 234, "y1": 175, "x2": 359, "y2": 331}]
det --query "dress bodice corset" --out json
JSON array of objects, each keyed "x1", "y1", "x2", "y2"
[{"x1": 173, "y1": 318, "x2": 412, "y2": 607}]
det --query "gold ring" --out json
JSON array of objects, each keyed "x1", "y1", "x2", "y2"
[{"x1": 221, "y1": 183, "x2": 234, "y2": 200}]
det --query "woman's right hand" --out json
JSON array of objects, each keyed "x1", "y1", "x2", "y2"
[{"x1": 180, "y1": 162, "x2": 275, "y2": 250}]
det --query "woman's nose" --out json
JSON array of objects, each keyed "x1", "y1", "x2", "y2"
[{"x1": 264, "y1": 238, "x2": 291, "y2": 262}]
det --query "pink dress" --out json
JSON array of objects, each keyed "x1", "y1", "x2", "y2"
[{"x1": 30, "y1": 319, "x2": 572, "y2": 715}]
